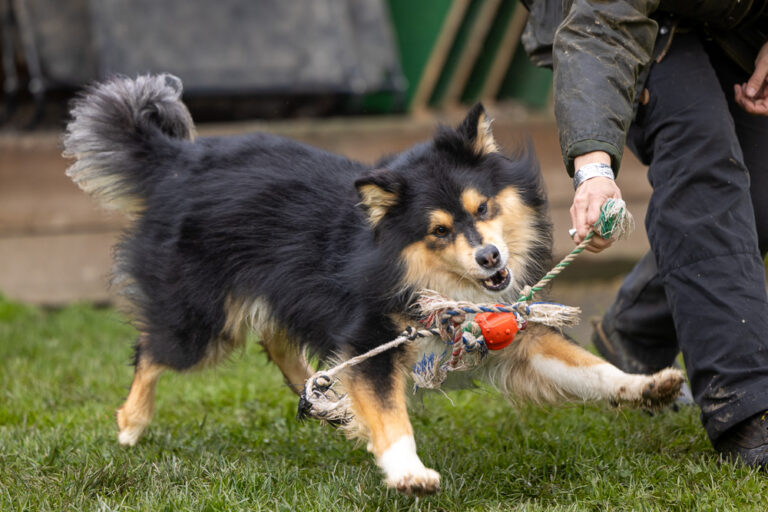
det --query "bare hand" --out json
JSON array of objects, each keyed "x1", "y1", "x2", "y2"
[
  {"x1": 570, "y1": 177, "x2": 623, "y2": 253},
  {"x1": 734, "y1": 41, "x2": 768, "y2": 116}
]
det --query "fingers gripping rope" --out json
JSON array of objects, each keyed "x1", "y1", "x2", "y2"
[
  {"x1": 298, "y1": 200, "x2": 633, "y2": 422},
  {"x1": 517, "y1": 199, "x2": 634, "y2": 303}
]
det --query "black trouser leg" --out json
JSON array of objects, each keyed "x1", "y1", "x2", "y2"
[
  {"x1": 605, "y1": 33, "x2": 768, "y2": 442},
  {"x1": 708, "y1": 42, "x2": 768, "y2": 256},
  {"x1": 607, "y1": 38, "x2": 768, "y2": 370},
  {"x1": 602, "y1": 250, "x2": 679, "y2": 373}
]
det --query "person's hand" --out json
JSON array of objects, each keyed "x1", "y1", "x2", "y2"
[
  {"x1": 734, "y1": 41, "x2": 768, "y2": 116},
  {"x1": 570, "y1": 177, "x2": 623, "y2": 253}
]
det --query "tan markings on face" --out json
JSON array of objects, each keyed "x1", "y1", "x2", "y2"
[
  {"x1": 401, "y1": 206, "x2": 488, "y2": 302},
  {"x1": 462, "y1": 188, "x2": 511, "y2": 269},
  {"x1": 461, "y1": 188, "x2": 487, "y2": 216},
  {"x1": 423, "y1": 208, "x2": 484, "y2": 286},
  {"x1": 424, "y1": 207, "x2": 477, "y2": 277},
  {"x1": 496, "y1": 186, "x2": 539, "y2": 288},
  {"x1": 400, "y1": 185, "x2": 538, "y2": 300},
  {"x1": 427, "y1": 209, "x2": 454, "y2": 236},
  {"x1": 441, "y1": 231, "x2": 478, "y2": 277},
  {"x1": 475, "y1": 215, "x2": 508, "y2": 261},
  {"x1": 401, "y1": 239, "x2": 486, "y2": 302}
]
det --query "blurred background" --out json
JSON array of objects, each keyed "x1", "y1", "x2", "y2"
[{"x1": 0, "y1": 0, "x2": 654, "y2": 343}]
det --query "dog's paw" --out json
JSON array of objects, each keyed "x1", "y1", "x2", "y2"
[
  {"x1": 377, "y1": 436, "x2": 441, "y2": 496},
  {"x1": 117, "y1": 427, "x2": 143, "y2": 447},
  {"x1": 614, "y1": 367, "x2": 685, "y2": 409},
  {"x1": 385, "y1": 467, "x2": 441, "y2": 496},
  {"x1": 641, "y1": 367, "x2": 685, "y2": 408},
  {"x1": 116, "y1": 406, "x2": 146, "y2": 446}
]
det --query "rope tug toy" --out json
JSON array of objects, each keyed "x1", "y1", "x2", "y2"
[{"x1": 298, "y1": 199, "x2": 634, "y2": 424}]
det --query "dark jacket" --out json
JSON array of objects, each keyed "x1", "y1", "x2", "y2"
[{"x1": 521, "y1": 0, "x2": 768, "y2": 176}]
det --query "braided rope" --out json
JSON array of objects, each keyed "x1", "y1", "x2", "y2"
[
  {"x1": 517, "y1": 198, "x2": 633, "y2": 303},
  {"x1": 417, "y1": 293, "x2": 580, "y2": 328},
  {"x1": 313, "y1": 326, "x2": 441, "y2": 382},
  {"x1": 517, "y1": 233, "x2": 593, "y2": 302}
]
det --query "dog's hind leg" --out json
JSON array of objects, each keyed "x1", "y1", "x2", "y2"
[
  {"x1": 499, "y1": 326, "x2": 685, "y2": 408},
  {"x1": 345, "y1": 361, "x2": 441, "y2": 496},
  {"x1": 259, "y1": 330, "x2": 313, "y2": 395},
  {"x1": 116, "y1": 335, "x2": 165, "y2": 446}
]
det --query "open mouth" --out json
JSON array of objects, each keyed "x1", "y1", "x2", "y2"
[{"x1": 481, "y1": 267, "x2": 511, "y2": 292}]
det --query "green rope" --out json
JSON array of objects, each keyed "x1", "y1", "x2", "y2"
[
  {"x1": 595, "y1": 198, "x2": 631, "y2": 239},
  {"x1": 516, "y1": 233, "x2": 593, "y2": 302},
  {"x1": 516, "y1": 199, "x2": 632, "y2": 303}
]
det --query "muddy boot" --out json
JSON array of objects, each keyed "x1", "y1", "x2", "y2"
[{"x1": 714, "y1": 411, "x2": 768, "y2": 469}]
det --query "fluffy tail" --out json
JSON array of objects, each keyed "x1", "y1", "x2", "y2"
[{"x1": 63, "y1": 74, "x2": 195, "y2": 214}]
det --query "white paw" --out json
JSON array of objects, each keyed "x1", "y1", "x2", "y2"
[
  {"x1": 117, "y1": 427, "x2": 144, "y2": 446},
  {"x1": 116, "y1": 407, "x2": 147, "y2": 446},
  {"x1": 384, "y1": 466, "x2": 441, "y2": 496},
  {"x1": 377, "y1": 435, "x2": 441, "y2": 496},
  {"x1": 614, "y1": 367, "x2": 685, "y2": 409}
]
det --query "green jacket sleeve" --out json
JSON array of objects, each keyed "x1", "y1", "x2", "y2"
[{"x1": 553, "y1": 0, "x2": 660, "y2": 176}]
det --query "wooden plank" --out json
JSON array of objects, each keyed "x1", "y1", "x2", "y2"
[
  {"x1": 442, "y1": 0, "x2": 501, "y2": 106},
  {"x1": 428, "y1": 0, "x2": 484, "y2": 107},
  {"x1": 459, "y1": 0, "x2": 517, "y2": 103},
  {"x1": 409, "y1": 0, "x2": 470, "y2": 111},
  {"x1": 496, "y1": 46, "x2": 553, "y2": 109},
  {"x1": 480, "y1": 4, "x2": 528, "y2": 102}
]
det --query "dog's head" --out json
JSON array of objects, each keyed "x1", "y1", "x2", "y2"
[{"x1": 355, "y1": 104, "x2": 552, "y2": 302}]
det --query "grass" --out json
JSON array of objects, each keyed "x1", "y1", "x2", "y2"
[{"x1": 1, "y1": 296, "x2": 766, "y2": 511}]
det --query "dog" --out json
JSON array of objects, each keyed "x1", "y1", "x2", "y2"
[{"x1": 63, "y1": 75, "x2": 684, "y2": 496}]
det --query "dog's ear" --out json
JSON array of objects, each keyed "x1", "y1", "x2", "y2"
[
  {"x1": 355, "y1": 170, "x2": 404, "y2": 227},
  {"x1": 457, "y1": 103, "x2": 498, "y2": 157}
]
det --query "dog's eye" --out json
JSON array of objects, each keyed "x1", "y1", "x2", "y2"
[
  {"x1": 477, "y1": 202, "x2": 488, "y2": 218},
  {"x1": 432, "y1": 226, "x2": 451, "y2": 238}
]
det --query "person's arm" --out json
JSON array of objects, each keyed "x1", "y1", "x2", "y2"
[
  {"x1": 553, "y1": 0, "x2": 659, "y2": 251},
  {"x1": 734, "y1": 41, "x2": 768, "y2": 116}
]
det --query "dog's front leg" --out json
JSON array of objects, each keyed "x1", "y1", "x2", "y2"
[
  {"x1": 521, "y1": 326, "x2": 685, "y2": 407},
  {"x1": 346, "y1": 362, "x2": 440, "y2": 496}
]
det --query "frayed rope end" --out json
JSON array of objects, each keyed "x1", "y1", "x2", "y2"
[{"x1": 596, "y1": 198, "x2": 634, "y2": 241}]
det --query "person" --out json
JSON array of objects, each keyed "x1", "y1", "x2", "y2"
[{"x1": 520, "y1": 0, "x2": 768, "y2": 467}]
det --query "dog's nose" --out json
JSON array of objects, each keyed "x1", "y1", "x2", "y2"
[{"x1": 475, "y1": 245, "x2": 500, "y2": 269}]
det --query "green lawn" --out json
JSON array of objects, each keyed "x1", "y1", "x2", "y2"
[{"x1": 1, "y1": 297, "x2": 766, "y2": 511}]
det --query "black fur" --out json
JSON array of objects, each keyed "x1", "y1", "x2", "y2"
[{"x1": 64, "y1": 75, "x2": 551, "y2": 388}]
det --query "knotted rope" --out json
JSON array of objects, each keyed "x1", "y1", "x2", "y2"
[{"x1": 299, "y1": 199, "x2": 633, "y2": 423}]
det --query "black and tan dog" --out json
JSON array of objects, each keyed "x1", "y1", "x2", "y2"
[{"x1": 63, "y1": 75, "x2": 683, "y2": 496}]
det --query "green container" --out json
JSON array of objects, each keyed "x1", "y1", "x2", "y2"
[
  {"x1": 361, "y1": 0, "x2": 553, "y2": 113},
  {"x1": 497, "y1": 45, "x2": 553, "y2": 109},
  {"x1": 361, "y1": 0, "x2": 459, "y2": 113}
]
